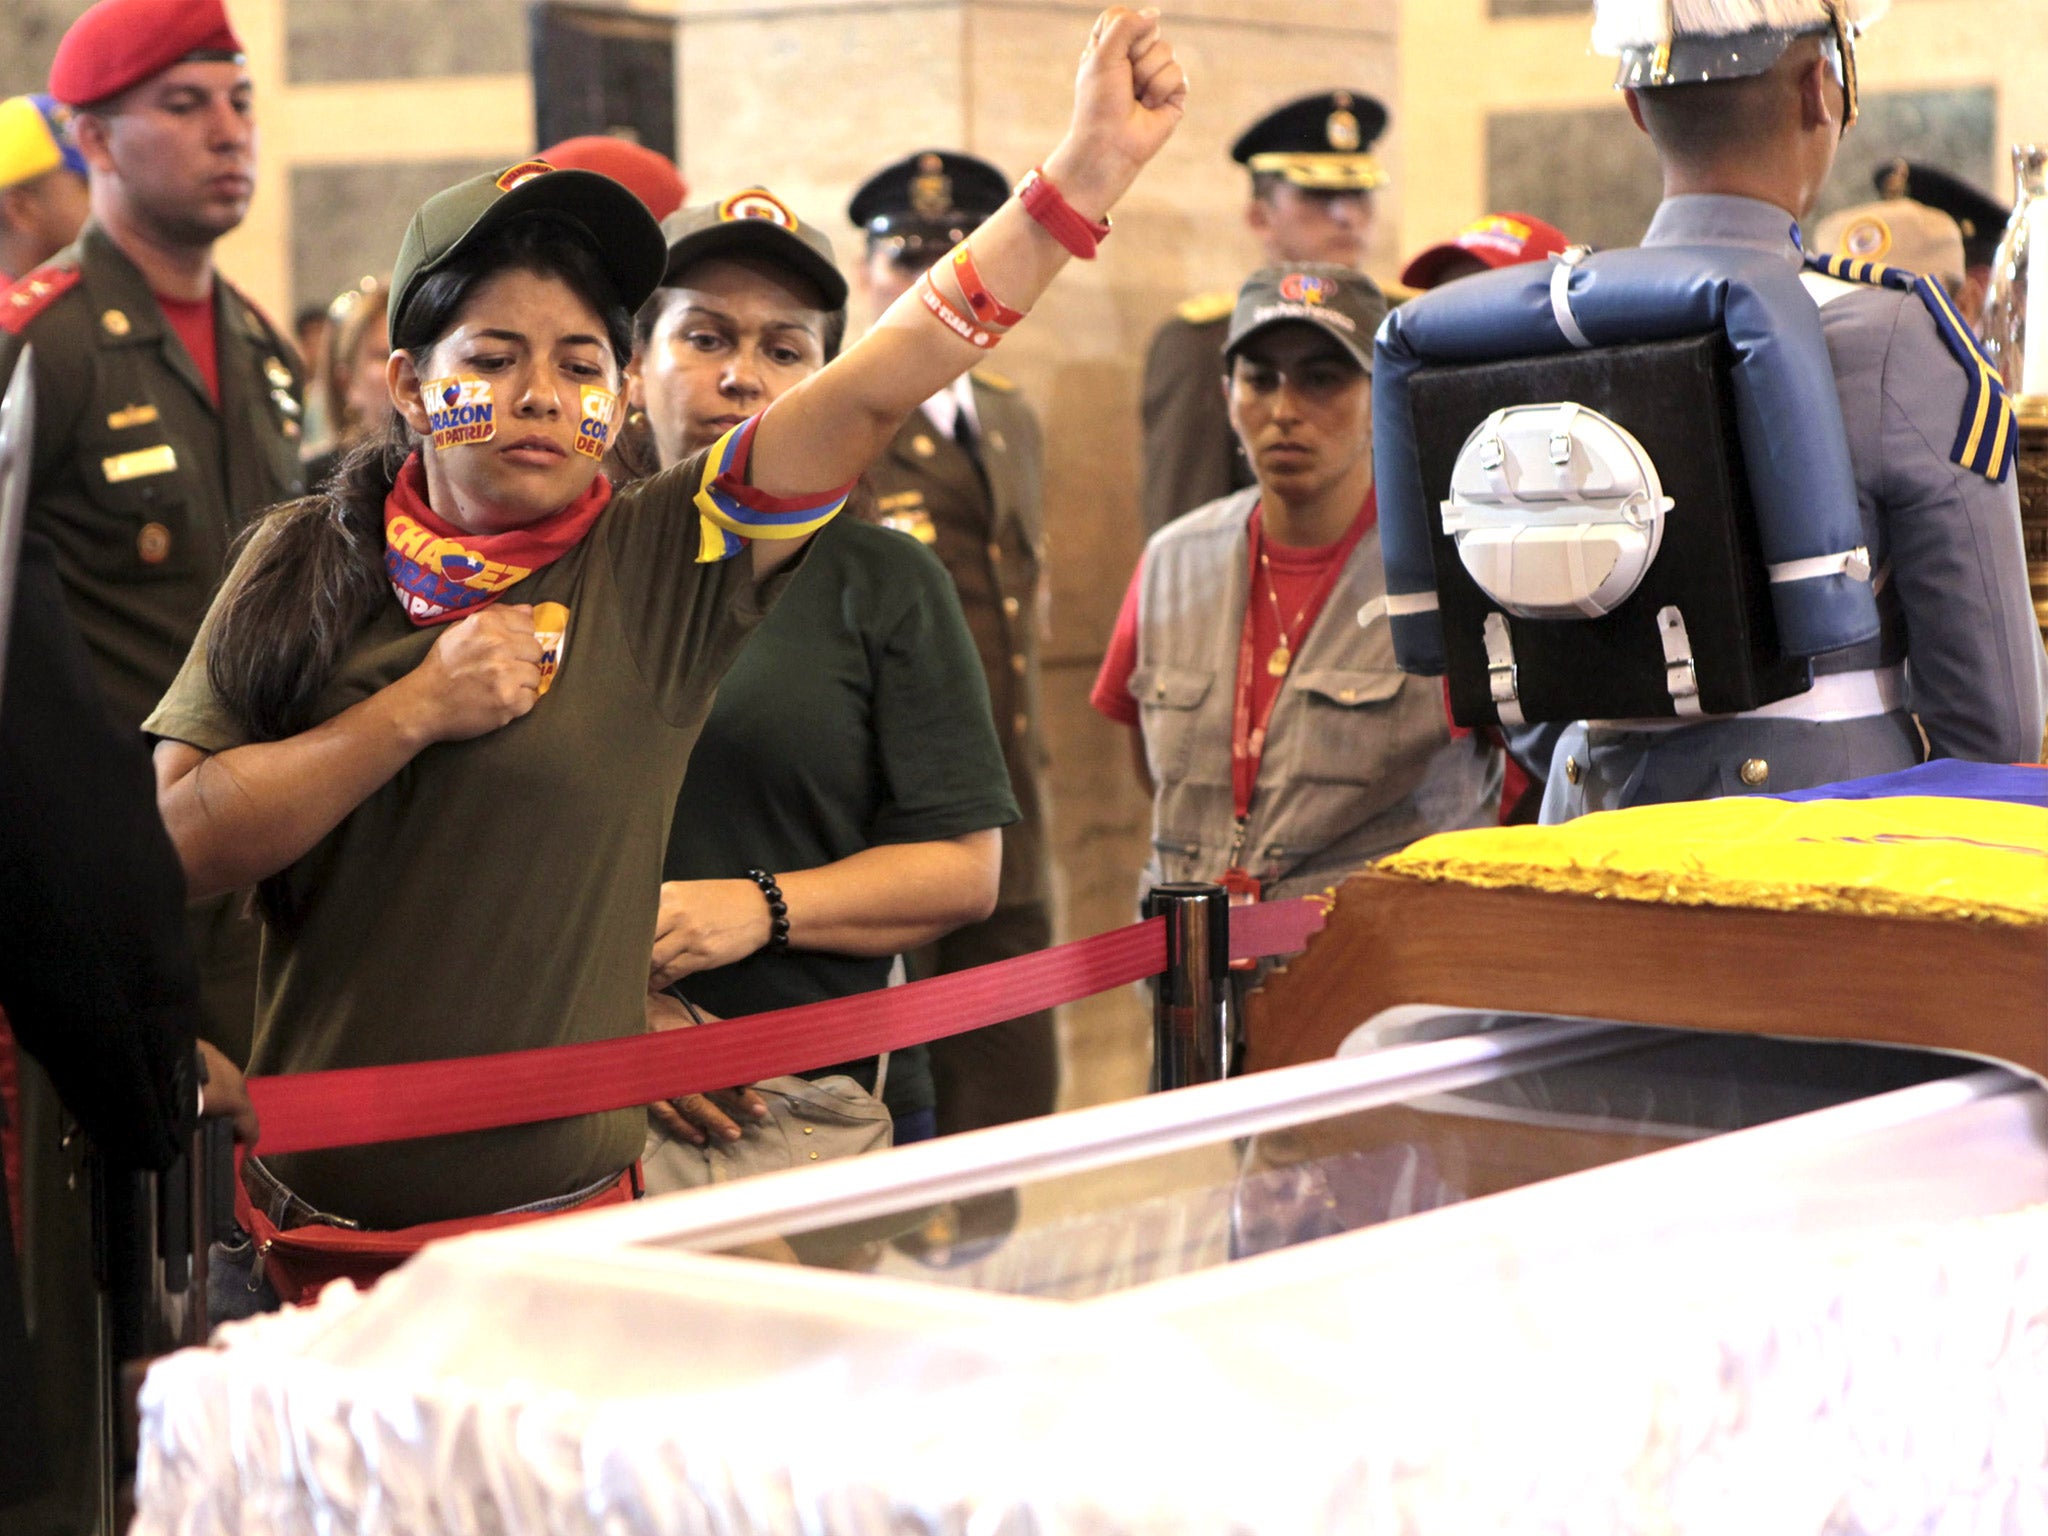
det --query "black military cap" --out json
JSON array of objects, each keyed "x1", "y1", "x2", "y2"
[
  {"x1": 1875, "y1": 159, "x2": 2011, "y2": 269},
  {"x1": 1230, "y1": 90, "x2": 1389, "y2": 192},
  {"x1": 848, "y1": 149, "x2": 1010, "y2": 263}
]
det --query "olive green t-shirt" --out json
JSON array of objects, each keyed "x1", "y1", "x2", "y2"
[
  {"x1": 664, "y1": 516, "x2": 1019, "y2": 1119},
  {"x1": 145, "y1": 448, "x2": 790, "y2": 1227}
]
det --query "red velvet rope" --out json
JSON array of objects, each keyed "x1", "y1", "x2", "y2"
[{"x1": 245, "y1": 898, "x2": 1327, "y2": 1157}]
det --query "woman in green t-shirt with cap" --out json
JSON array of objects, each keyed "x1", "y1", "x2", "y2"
[
  {"x1": 144, "y1": 7, "x2": 1188, "y2": 1235},
  {"x1": 628, "y1": 189, "x2": 1018, "y2": 1152}
]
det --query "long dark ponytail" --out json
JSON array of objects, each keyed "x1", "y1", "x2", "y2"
[{"x1": 205, "y1": 216, "x2": 636, "y2": 742}]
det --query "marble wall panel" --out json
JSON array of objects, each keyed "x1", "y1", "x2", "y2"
[
  {"x1": 0, "y1": 0, "x2": 91, "y2": 98},
  {"x1": 1811, "y1": 86, "x2": 1999, "y2": 221},
  {"x1": 1485, "y1": 100, "x2": 1661, "y2": 251},
  {"x1": 1486, "y1": 86, "x2": 2000, "y2": 255},
  {"x1": 284, "y1": 0, "x2": 526, "y2": 84},
  {"x1": 290, "y1": 157, "x2": 502, "y2": 313}
]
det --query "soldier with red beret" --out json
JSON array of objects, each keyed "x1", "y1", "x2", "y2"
[
  {"x1": 539, "y1": 136, "x2": 688, "y2": 221},
  {"x1": 0, "y1": 4, "x2": 303, "y2": 1523}
]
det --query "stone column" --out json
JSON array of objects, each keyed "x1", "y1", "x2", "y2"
[{"x1": 677, "y1": 0, "x2": 1399, "y2": 1106}]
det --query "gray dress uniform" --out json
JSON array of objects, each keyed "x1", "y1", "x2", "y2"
[
  {"x1": 1543, "y1": 195, "x2": 2048, "y2": 820},
  {"x1": 871, "y1": 372, "x2": 1058, "y2": 1135}
]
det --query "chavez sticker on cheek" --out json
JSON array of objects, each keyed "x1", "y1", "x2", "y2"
[
  {"x1": 424, "y1": 376, "x2": 495, "y2": 449},
  {"x1": 574, "y1": 385, "x2": 616, "y2": 460}
]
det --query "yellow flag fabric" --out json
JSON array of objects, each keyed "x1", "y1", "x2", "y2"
[{"x1": 1379, "y1": 795, "x2": 2048, "y2": 927}]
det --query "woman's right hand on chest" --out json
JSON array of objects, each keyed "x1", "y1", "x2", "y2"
[{"x1": 400, "y1": 603, "x2": 545, "y2": 743}]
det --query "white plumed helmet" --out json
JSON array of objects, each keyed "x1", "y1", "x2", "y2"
[{"x1": 1594, "y1": 0, "x2": 1888, "y2": 98}]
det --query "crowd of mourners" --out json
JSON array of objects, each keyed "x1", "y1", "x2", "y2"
[{"x1": 4, "y1": 0, "x2": 2046, "y2": 1523}]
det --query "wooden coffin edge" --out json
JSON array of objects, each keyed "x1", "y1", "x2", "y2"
[{"x1": 1245, "y1": 869, "x2": 2048, "y2": 1077}]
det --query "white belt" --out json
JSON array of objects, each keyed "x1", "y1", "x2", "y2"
[{"x1": 1588, "y1": 665, "x2": 1905, "y2": 732}]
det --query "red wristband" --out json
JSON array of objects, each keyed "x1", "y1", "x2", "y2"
[
  {"x1": 1017, "y1": 167, "x2": 1111, "y2": 260},
  {"x1": 950, "y1": 243, "x2": 1029, "y2": 328},
  {"x1": 917, "y1": 270, "x2": 1000, "y2": 349}
]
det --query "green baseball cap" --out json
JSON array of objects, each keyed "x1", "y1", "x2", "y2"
[
  {"x1": 1224, "y1": 263, "x2": 1388, "y2": 374},
  {"x1": 390, "y1": 158, "x2": 668, "y2": 340},
  {"x1": 657, "y1": 187, "x2": 849, "y2": 311}
]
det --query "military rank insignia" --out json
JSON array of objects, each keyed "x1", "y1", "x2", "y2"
[{"x1": 1805, "y1": 251, "x2": 2017, "y2": 483}]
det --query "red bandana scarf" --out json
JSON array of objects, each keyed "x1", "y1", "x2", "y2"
[{"x1": 382, "y1": 453, "x2": 611, "y2": 625}]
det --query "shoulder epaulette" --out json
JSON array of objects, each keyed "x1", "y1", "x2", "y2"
[
  {"x1": 1176, "y1": 289, "x2": 1235, "y2": 325},
  {"x1": 971, "y1": 368, "x2": 1017, "y2": 393},
  {"x1": 1804, "y1": 250, "x2": 2017, "y2": 483},
  {"x1": 0, "y1": 264, "x2": 81, "y2": 336}
]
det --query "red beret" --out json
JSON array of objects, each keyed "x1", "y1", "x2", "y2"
[
  {"x1": 50, "y1": 0, "x2": 244, "y2": 109},
  {"x1": 538, "y1": 137, "x2": 687, "y2": 223}
]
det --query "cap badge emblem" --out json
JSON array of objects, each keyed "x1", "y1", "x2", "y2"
[
  {"x1": 718, "y1": 188, "x2": 796, "y2": 229},
  {"x1": 495, "y1": 160, "x2": 554, "y2": 192},
  {"x1": 1326, "y1": 108, "x2": 1361, "y2": 153},
  {"x1": 1279, "y1": 272, "x2": 1333, "y2": 305},
  {"x1": 1841, "y1": 216, "x2": 1891, "y2": 261},
  {"x1": 910, "y1": 153, "x2": 953, "y2": 219}
]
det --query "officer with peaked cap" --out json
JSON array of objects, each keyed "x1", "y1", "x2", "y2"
[
  {"x1": 1538, "y1": 0, "x2": 2046, "y2": 821},
  {"x1": 1140, "y1": 89, "x2": 1387, "y2": 538},
  {"x1": 0, "y1": 96, "x2": 89, "y2": 281},
  {"x1": 1875, "y1": 158, "x2": 2010, "y2": 328},
  {"x1": 847, "y1": 149, "x2": 1058, "y2": 1138}
]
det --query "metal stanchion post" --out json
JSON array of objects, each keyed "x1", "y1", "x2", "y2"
[{"x1": 1144, "y1": 882, "x2": 1231, "y2": 1091}]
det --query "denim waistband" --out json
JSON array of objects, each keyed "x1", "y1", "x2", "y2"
[{"x1": 242, "y1": 1155, "x2": 630, "y2": 1233}]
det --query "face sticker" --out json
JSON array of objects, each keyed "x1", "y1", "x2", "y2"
[
  {"x1": 532, "y1": 601, "x2": 570, "y2": 695},
  {"x1": 574, "y1": 385, "x2": 617, "y2": 459},
  {"x1": 423, "y1": 376, "x2": 495, "y2": 449}
]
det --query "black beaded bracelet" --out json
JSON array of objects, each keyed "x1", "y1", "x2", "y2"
[{"x1": 745, "y1": 868, "x2": 791, "y2": 950}]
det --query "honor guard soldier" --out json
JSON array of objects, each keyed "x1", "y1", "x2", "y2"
[
  {"x1": 849, "y1": 149, "x2": 1057, "y2": 1135},
  {"x1": 1139, "y1": 89, "x2": 1387, "y2": 537},
  {"x1": 1533, "y1": 0, "x2": 2045, "y2": 815},
  {"x1": 0, "y1": 0, "x2": 306, "y2": 1062},
  {"x1": 0, "y1": 95, "x2": 89, "y2": 281},
  {"x1": 1875, "y1": 158, "x2": 2010, "y2": 330}
]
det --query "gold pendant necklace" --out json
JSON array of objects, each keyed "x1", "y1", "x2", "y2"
[{"x1": 1258, "y1": 542, "x2": 1311, "y2": 679}]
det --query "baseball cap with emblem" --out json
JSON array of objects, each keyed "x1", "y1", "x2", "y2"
[
  {"x1": 1400, "y1": 211, "x2": 1573, "y2": 290},
  {"x1": 538, "y1": 136, "x2": 688, "y2": 222},
  {"x1": 0, "y1": 96, "x2": 87, "y2": 191},
  {"x1": 1230, "y1": 91, "x2": 1390, "y2": 192},
  {"x1": 1812, "y1": 198, "x2": 1966, "y2": 293},
  {"x1": 1223, "y1": 263, "x2": 1389, "y2": 375},
  {"x1": 659, "y1": 188, "x2": 848, "y2": 310},
  {"x1": 389, "y1": 160, "x2": 668, "y2": 340},
  {"x1": 1874, "y1": 159, "x2": 2010, "y2": 270},
  {"x1": 49, "y1": 0, "x2": 244, "y2": 108},
  {"x1": 848, "y1": 150, "x2": 1010, "y2": 263}
]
